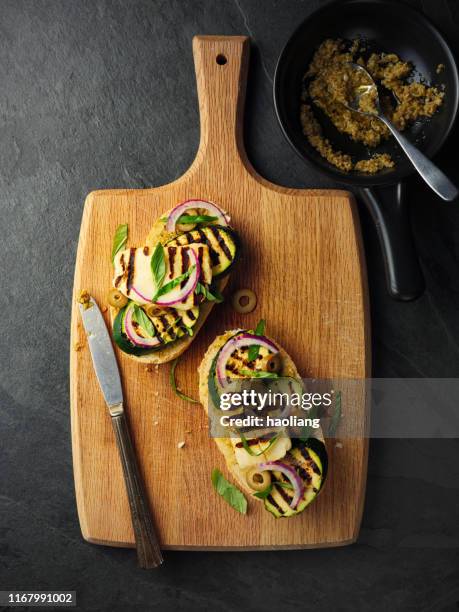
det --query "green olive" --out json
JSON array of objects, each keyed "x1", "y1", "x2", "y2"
[
  {"x1": 231, "y1": 288, "x2": 257, "y2": 314},
  {"x1": 176, "y1": 208, "x2": 198, "y2": 233},
  {"x1": 266, "y1": 353, "x2": 282, "y2": 374},
  {"x1": 144, "y1": 303, "x2": 165, "y2": 318},
  {"x1": 245, "y1": 466, "x2": 271, "y2": 492},
  {"x1": 107, "y1": 288, "x2": 128, "y2": 309}
]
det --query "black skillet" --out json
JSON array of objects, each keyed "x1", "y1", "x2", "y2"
[{"x1": 274, "y1": 0, "x2": 459, "y2": 300}]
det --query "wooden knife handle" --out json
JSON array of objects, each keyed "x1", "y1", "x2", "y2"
[{"x1": 111, "y1": 413, "x2": 163, "y2": 569}]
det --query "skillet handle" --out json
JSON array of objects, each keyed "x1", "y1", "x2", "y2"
[{"x1": 359, "y1": 183, "x2": 424, "y2": 301}]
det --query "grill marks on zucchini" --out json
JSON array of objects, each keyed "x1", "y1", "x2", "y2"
[
  {"x1": 266, "y1": 494, "x2": 286, "y2": 516},
  {"x1": 167, "y1": 225, "x2": 237, "y2": 277},
  {"x1": 226, "y1": 346, "x2": 272, "y2": 378},
  {"x1": 263, "y1": 444, "x2": 324, "y2": 518},
  {"x1": 153, "y1": 310, "x2": 186, "y2": 343},
  {"x1": 114, "y1": 304, "x2": 200, "y2": 354},
  {"x1": 207, "y1": 225, "x2": 232, "y2": 260}
]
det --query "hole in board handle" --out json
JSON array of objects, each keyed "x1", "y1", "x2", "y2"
[{"x1": 216, "y1": 54, "x2": 227, "y2": 65}]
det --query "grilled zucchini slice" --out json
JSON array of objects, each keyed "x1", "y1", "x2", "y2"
[
  {"x1": 113, "y1": 304, "x2": 200, "y2": 355},
  {"x1": 166, "y1": 225, "x2": 238, "y2": 278},
  {"x1": 264, "y1": 442, "x2": 326, "y2": 518}
]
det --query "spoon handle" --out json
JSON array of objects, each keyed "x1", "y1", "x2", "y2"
[{"x1": 380, "y1": 116, "x2": 458, "y2": 202}]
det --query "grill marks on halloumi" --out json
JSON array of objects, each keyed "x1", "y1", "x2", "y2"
[{"x1": 113, "y1": 243, "x2": 212, "y2": 306}]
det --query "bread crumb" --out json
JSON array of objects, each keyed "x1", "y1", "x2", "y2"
[
  {"x1": 436, "y1": 63, "x2": 445, "y2": 74},
  {"x1": 101, "y1": 306, "x2": 108, "y2": 313},
  {"x1": 177, "y1": 441, "x2": 186, "y2": 449},
  {"x1": 145, "y1": 365, "x2": 153, "y2": 372},
  {"x1": 77, "y1": 289, "x2": 93, "y2": 310},
  {"x1": 153, "y1": 420, "x2": 159, "y2": 426},
  {"x1": 185, "y1": 430, "x2": 192, "y2": 434},
  {"x1": 74, "y1": 341, "x2": 85, "y2": 352},
  {"x1": 335, "y1": 442, "x2": 343, "y2": 449}
]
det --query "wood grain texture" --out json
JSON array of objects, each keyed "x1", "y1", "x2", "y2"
[{"x1": 70, "y1": 36, "x2": 370, "y2": 549}]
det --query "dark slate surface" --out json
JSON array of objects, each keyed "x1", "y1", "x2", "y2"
[{"x1": 1, "y1": 1, "x2": 459, "y2": 610}]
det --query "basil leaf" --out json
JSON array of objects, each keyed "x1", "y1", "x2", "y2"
[
  {"x1": 253, "y1": 484, "x2": 272, "y2": 500},
  {"x1": 150, "y1": 243, "x2": 166, "y2": 291},
  {"x1": 211, "y1": 468, "x2": 247, "y2": 514},
  {"x1": 111, "y1": 224, "x2": 128, "y2": 263},
  {"x1": 254, "y1": 319, "x2": 266, "y2": 336},
  {"x1": 170, "y1": 358, "x2": 200, "y2": 404},
  {"x1": 177, "y1": 214, "x2": 218, "y2": 224},
  {"x1": 253, "y1": 480, "x2": 293, "y2": 500},
  {"x1": 327, "y1": 391, "x2": 342, "y2": 437},
  {"x1": 276, "y1": 481, "x2": 294, "y2": 490},
  {"x1": 239, "y1": 431, "x2": 280, "y2": 457},
  {"x1": 152, "y1": 264, "x2": 196, "y2": 302},
  {"x1": 239, "y1": 369, "x2": 279, "y2": 379},
  {"x1": 248, "y1": 319, "x2": 266, "y2": 361},
  {"x1": 133, "y1": 305, "x2": 156, "y2": 337},
  {"x1": 195, "y1": 282, "x2": 224, "y2": 303}
]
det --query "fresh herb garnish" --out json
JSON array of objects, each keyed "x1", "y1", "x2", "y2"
[
  {"x1": 239, "y1": 431, "x2": 280, "y2": 456},
  {"x1": 248, "y1": 319, "x2": 266, "y2": 362},
  {"x1": 111, "y1": 224, "x2": 128, "y2": 263},
  {"x1": 150, "y1": 243, "x2": 166, "y2": 291},
  {"x1": 133, "y1": 305, "x2": 156, "y2": 337},
  {"x1": 239, "y1": 369, "x2": 279, "y2": 379},
  {"x1": 253, "y1": 480, "x2": 293, "y2": 500},
  {"x1": 170, "y1": 357, "x2": 200, "y2": 404},
  {"x1": 177, "y1": 214, "x2": 218, "y2": 225},
  {"x1": 276, "y1": 481, "x2": 294, "y2": 490},
  {"x1": 152, "y1": 265, "x2": 196, "y2": 302},
  {"x1": 160, "y1": 214, "x2": 218, "y2": 226},
  {"x1": 327, "y1": 391, "x2": 342, "y2": 437},
  {"x1": 211, "y1": 468, "x2": 247, "y2": 514},
  {"x1": 254, "y1": 319, "x2": 266, "y2": 336},
  {"x1": 195, "y1": 282, "x2": 224, "y2": 303},
  {"x1": 253, "y1": 484, "x2": 272, "y2": 500}
]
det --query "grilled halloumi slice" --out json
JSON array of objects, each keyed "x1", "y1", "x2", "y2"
[
  {"x1": 113, "y1": 243, "x2": 212, "y2": 308},
  {"x1": 230, "y1": 436, "x2": 292, "y2": 470}
]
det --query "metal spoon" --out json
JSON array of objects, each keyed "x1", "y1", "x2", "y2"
[{"x1": 346, "y1": 62, "x2": 458, "y2": 202}]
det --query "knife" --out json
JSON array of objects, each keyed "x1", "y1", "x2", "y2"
[{"x1": 78, "y1": 297, "x2": 163, "y2": 569}]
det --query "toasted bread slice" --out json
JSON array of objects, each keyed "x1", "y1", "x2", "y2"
[{"x1": 198, "y1": 330, "x2": 327, "y2": 514}]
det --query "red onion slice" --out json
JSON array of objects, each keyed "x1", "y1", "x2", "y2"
[
  {"x1": 216, "y1": 333, "x2": 279, "y2": 387},
  {"x1": 165, "y1": 199, "x2": 229, "y2": 233},
  {"x1": 124, "y1": 306, "x2": 161, "y2": 348},
  {"x1": 155, "y1": 249, "x2": 200, "y2": 306},
  {"x1": 258, "y1": 461, "x2": 305, "y2": 509}
]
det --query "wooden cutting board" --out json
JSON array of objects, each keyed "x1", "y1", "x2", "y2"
[{"x1": 70, "y1": 36, "x2": 370, "y2": 550}]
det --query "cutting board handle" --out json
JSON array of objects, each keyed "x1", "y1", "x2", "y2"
[{"x1": 193, "y1": 35, "x2": 250, "y2": 170}]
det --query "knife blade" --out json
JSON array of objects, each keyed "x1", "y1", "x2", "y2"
[
  {"x1": 78, "y1": 298, "x2": 123, "y2": 413},
  {"x1": 78, "y1": 296, "x2": 163, "y2": 568}
]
